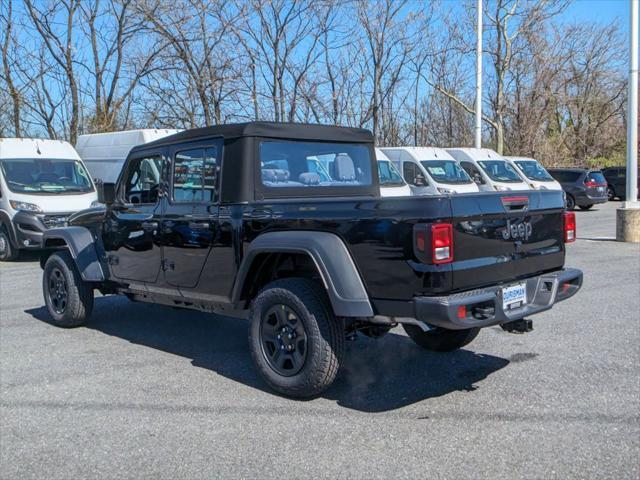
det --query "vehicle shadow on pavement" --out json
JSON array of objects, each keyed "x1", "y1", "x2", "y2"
[{"x1": 26, "y1": 296, "x2": 509, "y2": 413}]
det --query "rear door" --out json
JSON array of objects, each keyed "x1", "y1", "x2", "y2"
[
  {"x1": 584, "y1": 171, "x2": 608, "y2": 199},
  {"x1": 162, "y1": 140, "x2": 222, "y2": 288},
  {"x1": 449, "y1": 190, "x2": 565, "y2": 291}
]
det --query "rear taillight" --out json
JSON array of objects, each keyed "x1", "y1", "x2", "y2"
[
  {"x1": 431, "y1": 223, "x2": 454, "y2": 263},
  {"x1": 584, "y1": 180, "x2": 606, "y2": 187},
  {"x1": 564, "y1": 211, "x2": 576, "y2": 243},
  {"x1": 414, "y1": 223, "x2": 454, "y2": 264}
]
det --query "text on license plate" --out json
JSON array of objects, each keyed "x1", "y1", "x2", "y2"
[{"x1": 502, "y1": 283, "x2": 527, "y2": 309}]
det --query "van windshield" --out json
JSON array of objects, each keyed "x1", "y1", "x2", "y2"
[
  {"x1": 477, "y1": 160, "x2": 523, "y2": 183},
  {"x1": 377, "y1": 160, "x2": 405, "y2": 186},
  {"x1": 514, "y1": 160, "x2": 554, "y2": 181},
  {"x1": 0, "y1": 158, "x2": 94, "y2": 194},
  {"x1": 420, "y1": 160, "x2": 472, "y2": 184}
]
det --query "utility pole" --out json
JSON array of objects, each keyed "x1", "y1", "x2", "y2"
[
  {"x1": 616, "y1": 0, "x2": 639, "y2": 242},
  {"x1": 474, "y1": 0, "x2": 483, "y2": 149}
]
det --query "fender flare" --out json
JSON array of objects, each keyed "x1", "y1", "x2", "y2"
[
  {"x1": 232, "y1": 231, "x2": 373, "y2": 318},
  {"x1": 42, "y1": 227, "x2": 105, "y2": 282}
]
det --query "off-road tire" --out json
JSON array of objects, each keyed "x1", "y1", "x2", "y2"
[
  {"x1": 579, "y1": 204, "x2": 593, "y2": 210},
  {"x1": 565, "y1": 194, "x2": 576, "y2": 211},
  {"x1": 43, "y1": 250, "x2": 94, "y2": 327},
  {"x1": 402, "y1": 324, "x2": 480, "y2": 352},
  {"x1": 249, "y1": 278, "x2": 344, "y2": 398},
  {"x1": 0, "y1": 226, "x2": 18, "y2": 261}
]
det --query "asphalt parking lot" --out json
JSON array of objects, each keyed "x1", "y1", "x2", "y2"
[{"x1": 1, "y1": 201, "x2": 638, "y2": 479}]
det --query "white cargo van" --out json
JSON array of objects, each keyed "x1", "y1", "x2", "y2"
[
  {"x1": 375, "y1": 148, "x2": 411, "y2": 197},
  {"x1": 504, "y1": 156, "x2": 562, "y2": 191},
  {"x1": 0, "y1": 138, "x2": 98, "y2": 260},
  {"x1": 76, "y1": 129, "x2": 181, "y2": 183},
  {"x1": 379, "y1": 147, "x2": 479, "y2": 195},
  {"x1": 446, "y1": 148, "x2": 530, "y2": 192}
]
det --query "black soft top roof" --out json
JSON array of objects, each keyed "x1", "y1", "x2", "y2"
[{"x1": 132, "y1": 122, "x2": 373, "y2": 153}]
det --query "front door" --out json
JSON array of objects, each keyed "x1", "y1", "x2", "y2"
[
  {"x1": 104, "y1": 153, "x2": 166, "y2": 283},
  {"x1": 162, "y1": 141, "x2": 222, "y2": 288}
]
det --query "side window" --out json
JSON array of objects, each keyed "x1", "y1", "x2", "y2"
[
  {"x1": 172, "y1": 145, "x2": 219, "y2": 203},
  {"x1": 461, "y1": 162, "x2": 485, "y2": 184},
  {"x1": 403, "y1": 162, "x2": 416, "y2": 183},
  {"x1": 124, "y1": 156, "x2": 164, "y2": 204}
]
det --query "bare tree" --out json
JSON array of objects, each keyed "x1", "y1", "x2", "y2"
[
  {"x1": 1, "y1": 0, "x2": 22, "y2": 136},
  {"x1": 25, "y1": 0, "x2": 82, "y2": 144}
]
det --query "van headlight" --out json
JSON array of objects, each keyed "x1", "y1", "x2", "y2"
[
  {"x1": 437, "y1": 187, "x2": 455, "y2": 194},
  {"x1": 9, "y1": 200, "x2": 42, "y2": 213},
  {"x1": 90, "y1": 200, "x2": 103, "y2": 208},
  {"x1": 493, "y1": 185, "x2": 509, "y2": 191}
]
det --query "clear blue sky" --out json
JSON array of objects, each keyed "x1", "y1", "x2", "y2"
[{"x1": 560, "y1": 0, "x2": 630, "y2": 33}]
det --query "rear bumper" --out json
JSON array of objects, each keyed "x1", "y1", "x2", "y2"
[
  {"x1": 413, "y1": 268, "x2": 583, "y2": 330},
  {"x1": 575, "y1": 191, "x2": 608, "y2": 206}
]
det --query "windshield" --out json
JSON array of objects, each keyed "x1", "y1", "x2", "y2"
[
  {"x1": 420, "y1": 160, "x2": 472, "y2": 184},
  {"x1": 514, "y1": 160, "x2": 553, "y2": 181},
  {"x1": 0, "y1": 158, "x2": 94, "y2": 194},
  {"x1": 377, "y1": 160, "x2": 405, "y2": 186},
  {"x1": 260, "y1": 141, "x2": 373, "y2": 189},
  {"x1": 477, "y1": 160, "x2": 523, "y2": 183}
]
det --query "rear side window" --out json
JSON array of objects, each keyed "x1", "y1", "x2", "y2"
[
  {"x1": 550, "y1": 170, "x2": 581, "y2": 182},
  {"x1": 172, "y1": 145, "x2": 220, "y2": 203},
  {"x1": 259, "y1": 140, "x2": 372, "y2": 189}
]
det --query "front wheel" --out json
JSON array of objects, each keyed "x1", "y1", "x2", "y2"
[
  {"x1": 402, "y1": 324, "x2": 480, "y2": 352},
  {"x1": 43, "y1": 251, "x2": 94, "y2": 327},
  {"x1": 249, "y1": 278, "x2": 344, "y2": 398},
  {"x1": 579, "y1": 204, "x2": 593, "y2": 210},
  {"x1": 0, "y1": 226, "x2": 18, "y2": 261}
]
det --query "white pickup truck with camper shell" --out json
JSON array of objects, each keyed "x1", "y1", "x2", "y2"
[
  {"x1": 76, "y1": 129, "x2": 181, "y2": 183},
  {"x1": 0, "y1": 138, "x2": 98, "y2": 261},
  {"x1": 379, "y1": 146, "x2": 479, "y2": 195},
  {"x1": 446, "y1": 148, "x2": 531, "y2": 192}
]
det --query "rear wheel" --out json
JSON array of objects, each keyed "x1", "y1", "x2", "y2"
[
  {"x1": 402, "y1": 324, "x2": 480, "y2": 352},
  {"x1": 43, "y1": 250, "x2": 94, "y2": 327},
  {"x1": 249, "y1": 278, "x2": 344, "y2": 398},
  {"x1": 607, "y1": 186, "x2": 616, "y2": 201},
  {"x1": 565, "y1": 194, "x2": 576, "y2": 211},
  {"x1": 0, "y1": 226, "x2": 18, "y2": 261},
  {"x1": 579, "y1": 204, "x2": 593, "y2": 210}
]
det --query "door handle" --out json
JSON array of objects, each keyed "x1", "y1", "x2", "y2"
[
  {"x1": 141, "y1": 221, "x2": 159, "y2": 230},
  {"x1": 188, "y1": 222, "x2": 210, "y2": 230}
]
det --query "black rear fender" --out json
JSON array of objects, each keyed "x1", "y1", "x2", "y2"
[{"x1": 232, "y1": 231, "x2": 373, "y2": 317}]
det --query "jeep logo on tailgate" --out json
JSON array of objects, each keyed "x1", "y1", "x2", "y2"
[{"x1": 502, "y1": 219, "x2": 533, "y2": 241}]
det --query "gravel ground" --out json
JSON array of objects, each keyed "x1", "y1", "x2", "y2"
[{"x1": 1, "y1": 201, "x2": 638, "y2": 479}]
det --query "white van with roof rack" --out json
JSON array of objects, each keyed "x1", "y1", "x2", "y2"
[
  {"x1": 76, "y1": 129, "x2": 181, "y2": 183},
  {"x1": 504, "y1": 156, "x2": 562, "y2": 191},
  {"x1": 375, "y1": 148, "x2": 411, "y2": 197},
  {"x1": 446, "y1": 148, "x2": 531, "y2": 192},
  {"x1": 379, "y1": 146, "x2": 479, "y2": 195},
  {"x1": 0, "y1": 138, "x2": 98, "y2": 260}
]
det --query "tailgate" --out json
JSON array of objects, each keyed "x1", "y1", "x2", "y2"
[{"x1": 449, "y1": 190, "x2": 565, "y2": 292}]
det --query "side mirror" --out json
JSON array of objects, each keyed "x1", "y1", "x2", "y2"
[
  {"x1": 413, "y1": 174, "x2": 427, "y2": 187},
  {"x1": 473, "y1": 173, "x2": 483, "y2": 185},
  {"x1": 96, "y1": 181, "x2": 116, "y2": 205}
]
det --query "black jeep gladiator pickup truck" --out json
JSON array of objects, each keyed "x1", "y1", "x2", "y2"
[{"x1": 40, "y1": 122, "x2": 582, "y2": 397}]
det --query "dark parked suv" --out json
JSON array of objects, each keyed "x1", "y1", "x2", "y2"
[
  {"x1": 548, "y1": 168, "x2": 608, "y2": 210},
  {"x1": 601, "y1": 167, "x2": 640, "y2": 201}
]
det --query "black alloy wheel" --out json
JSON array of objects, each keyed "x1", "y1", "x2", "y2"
[
  {"x1": 260, "y1": 304, "x2": 308, "y2": 376},
  {"x1": 47, "y1": 267, "x2": 68, "y2": 314}
]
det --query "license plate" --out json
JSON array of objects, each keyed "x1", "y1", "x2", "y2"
[
  {"x1": 502, "y1": 283, "x2": 527, "y2": 309},
  {"x1": 597, "y1": 186, "x2": 605, "y2": 193}
]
